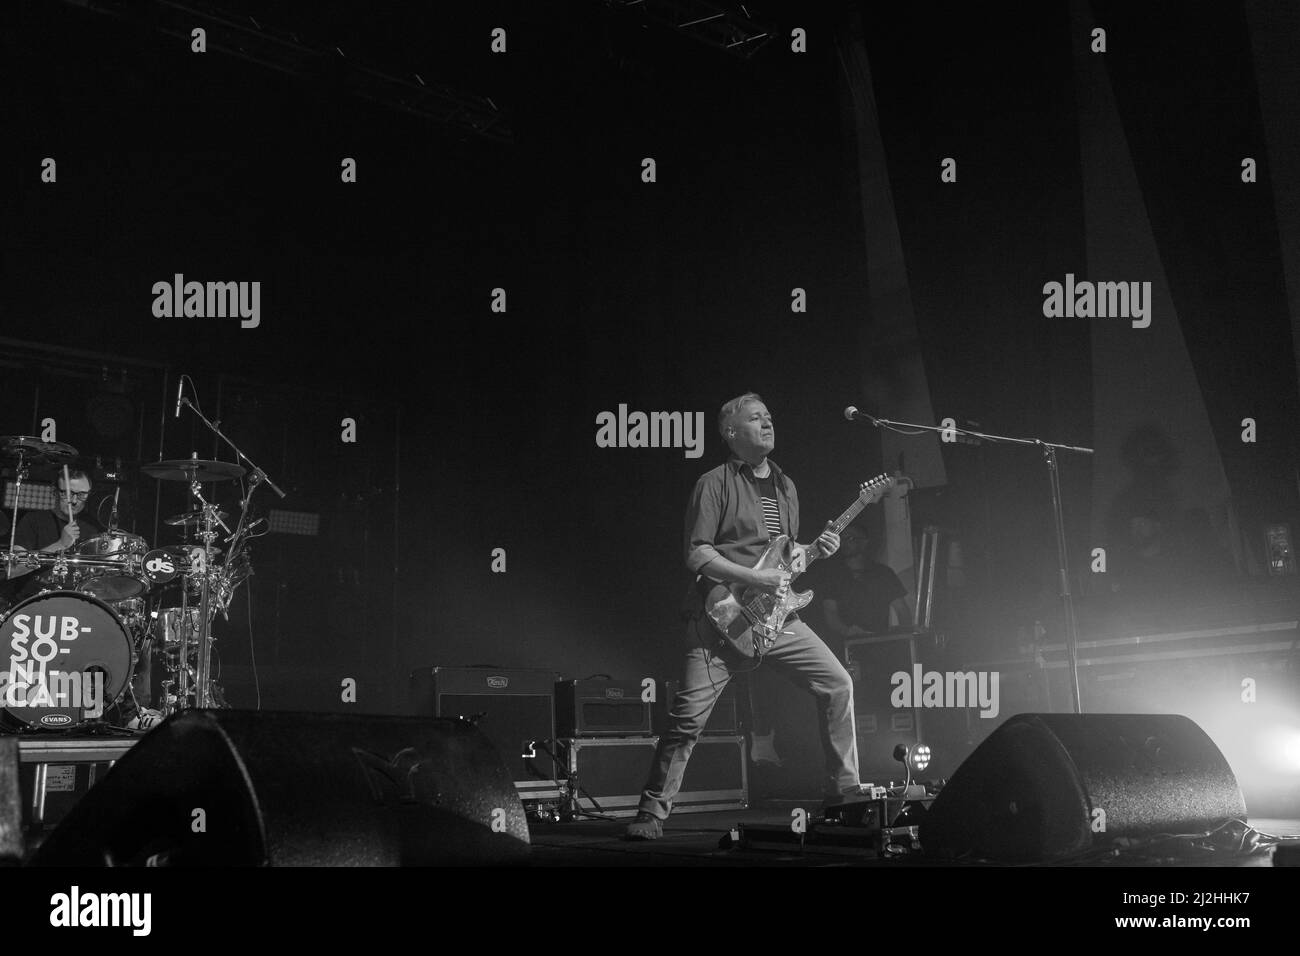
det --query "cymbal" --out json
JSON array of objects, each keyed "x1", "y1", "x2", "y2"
[
  {"x1": 0, "y1": 436, "x2": 79, "y2": 463},
  {"x1": 164, "y1": 509, "x2": 229, "y2": 527},
  {"x1": 142, "y1": 459, "x2": 246, "y2": 482}
]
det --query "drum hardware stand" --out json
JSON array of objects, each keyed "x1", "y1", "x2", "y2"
[
  {"x1": 49, "y1": 554, "x2": 69, "y2": 589},
  {"x1": 107, "y1": 485, "x2": 121, "y2": 531},
  {"x1": 177, "y1": 478, "x2": 228, "y2": 711}
]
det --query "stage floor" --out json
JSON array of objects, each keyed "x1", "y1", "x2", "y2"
[{"x1": 523, "y1": 799, "x2": 1300, "y2": 867}]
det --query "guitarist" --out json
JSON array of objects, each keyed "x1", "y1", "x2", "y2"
[{"x1": 625, "y1": 392, "x2": 862, "y2": 840}]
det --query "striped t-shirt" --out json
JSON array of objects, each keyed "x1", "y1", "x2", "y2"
[{"x1": 755, "y1": 471, "x2": 782, "y2": 539}]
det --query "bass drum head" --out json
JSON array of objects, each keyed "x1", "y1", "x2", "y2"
[{"x1": 0, "y1": 590, "x2": 133, "y2": 730}]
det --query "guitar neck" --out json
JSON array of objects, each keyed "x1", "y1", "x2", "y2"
[
  {"x1": 802, "y1": 496, "x2": 873, "y2": 570},
  {"x1": 829, "y1": 497, "x2": 870, "y2": 536}
]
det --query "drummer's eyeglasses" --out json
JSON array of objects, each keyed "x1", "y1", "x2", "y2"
[{"x1": 61, "y1": 491, "x2": 91, "y2": 501}]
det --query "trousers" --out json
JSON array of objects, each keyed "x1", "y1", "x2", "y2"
[{"x1": 637, "y1": 615, "x2": 860, "y2": 820}]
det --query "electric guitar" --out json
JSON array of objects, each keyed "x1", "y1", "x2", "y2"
[{"x1": 702, "y1": 474, "x2": 896, "y2": 660}]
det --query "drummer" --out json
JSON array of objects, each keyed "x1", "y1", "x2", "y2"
[{"x1": 12, "y1": 468, "x2": 103, "y2": 555}]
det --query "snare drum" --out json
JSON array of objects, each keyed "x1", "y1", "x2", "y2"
[
  {"x1": 71, "y1": 531, "x2": 149, "y2": 601},
  {"x1": 0, "y1": 590, "x2": 134, "y2": 729}
]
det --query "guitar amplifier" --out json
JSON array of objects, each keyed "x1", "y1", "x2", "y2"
[
  {"x1": 655, "y1": 679, "x2": 739, "y2": 735},
  {"x1": 555, "y1": 680, "x2": 653, "y2": 737},
  {"x1": 563, "y1": 735, "x2": 748, "y2": 817},
  {"x1": 409, "y1": 666, "x2": 562, "y2": 800}
]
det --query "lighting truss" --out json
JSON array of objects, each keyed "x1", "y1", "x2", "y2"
[{"x1": 58, "y1": 0, "x2": 512, "y2": 144}]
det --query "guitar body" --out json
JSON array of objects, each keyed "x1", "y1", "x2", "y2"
[
  {"x1": 703, "y1": 535, "x2": 814, "y2": 660},
  {"x1": 699, "y1": 474, "x2": 896, "y2": 661}
]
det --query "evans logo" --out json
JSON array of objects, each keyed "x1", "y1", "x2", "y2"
[
  {"x1": 41, "y1": 714, "x2": 73, "y2": 726},
  {"x1": 605, "y1": 688, "x2": 625, "y2": 699},
  {"x1": 486, "y1": 676, "x2": 508, "y2": 689}
]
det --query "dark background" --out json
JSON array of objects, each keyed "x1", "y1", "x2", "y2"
[{"x1": 4, "y1": 2, "x2": 1299, "y2": 782}]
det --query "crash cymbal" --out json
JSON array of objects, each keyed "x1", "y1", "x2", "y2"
[
  {"x1": 164, "y1": 509, "x2": 229, "y2": 528},
  {"x1": 142, "y1": 458, "x2": 246, "y2": 482},
  {"x1": 0, "y1": 436, "x2": 79, "y2": 463}
]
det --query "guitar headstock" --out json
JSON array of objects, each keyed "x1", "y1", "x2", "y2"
[{"x1": 857, "y1": 473, "x2": 896, "y2": 504}]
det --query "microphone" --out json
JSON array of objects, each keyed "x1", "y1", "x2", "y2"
[
  {"x1": 175, "y1": 378, "x2": 184, "y2": 419},
  {"x1": 844, "y1": 406, "x2": 878, "y2": 424}
]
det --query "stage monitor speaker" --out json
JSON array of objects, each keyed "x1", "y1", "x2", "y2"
[
  {"x1": 1, "y1": 737, "x2": 20, "y2": 864},
  {"x1": 30, "y1": 711, "x2": 530, "y2": 866},
  {"x1": 921, "y1": 713, "x2": 1246, "y2": 863}
]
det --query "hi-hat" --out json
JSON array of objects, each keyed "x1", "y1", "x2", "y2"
[
  {"x1": 0, "y1": 436, "x2": 79, "y2": 463},
  {"x1": 143, "y1": 459, "x2": 246, "y2": 482}
]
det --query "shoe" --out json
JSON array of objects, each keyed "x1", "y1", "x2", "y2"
[
  {"x1": 126, "y1": 708, "x2": 163, "y2": 732},
  {"x1": 749, "y1": 731, "x2": 783, "y2": 768},
  {"x1": 623, "y1": 812, "x2": 663, "y2": 841}
]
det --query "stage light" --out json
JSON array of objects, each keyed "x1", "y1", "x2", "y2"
[
  {"x1": 893, "y1": 742, "x2": 932, "y2": 773},
  {"x1": 4, "y1": 481, "x2": 56, "y2": 511},
  {"x1": 268, "y1": 509, "x2": 320, "y2": 536}
]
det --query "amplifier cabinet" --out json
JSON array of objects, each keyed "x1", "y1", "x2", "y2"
[
  {"x1": 656, "y1": 679, "x2": 739, "y2": 735},
  {"x1": 409, "y1": 666, "x2": 562, "y2": 799},
  {"x1": 563, "y1": 735, "x2": 748, "y2": 817},
  {"x1": 555, "y1": 680, "x2": 653, "y2": 737}
]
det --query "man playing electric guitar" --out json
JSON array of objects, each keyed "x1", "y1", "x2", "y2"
[{"x1": 625, "y1": 392, "x2": 864, "y2": 840}]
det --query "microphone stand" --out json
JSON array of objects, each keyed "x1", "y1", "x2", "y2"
[
  {"x1": 855, "y1": 412, "x2": 1093, "y2": 714},
  {"x1": 177, "y1": 397, "x2": 287, "y2": 500}
]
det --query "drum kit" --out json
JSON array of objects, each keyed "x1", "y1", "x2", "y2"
[{"x1": 1, "y1": 434, "x2": 266, "y2": 732}]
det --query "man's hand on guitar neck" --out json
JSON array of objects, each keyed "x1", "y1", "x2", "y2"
[{"x1": 812, "y1": 523, "x2": 840, "y2": 559}]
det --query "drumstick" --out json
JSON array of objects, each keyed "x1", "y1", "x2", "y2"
[{"x1": 61, "y1": 464, "x2": 74, "y2": 523}]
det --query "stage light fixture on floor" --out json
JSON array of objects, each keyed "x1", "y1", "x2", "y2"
[{"x1": 894, "y1": 742, "x2": 931, "y2": 774}]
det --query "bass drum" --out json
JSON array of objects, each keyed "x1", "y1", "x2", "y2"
[{"x1": 0, "y1": 590, "x2": 134, "y2": 730}]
